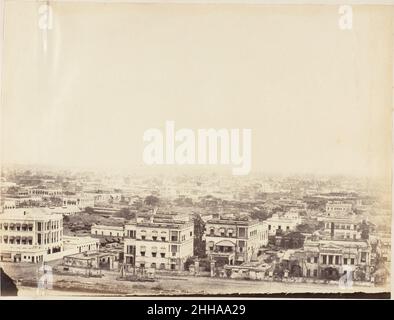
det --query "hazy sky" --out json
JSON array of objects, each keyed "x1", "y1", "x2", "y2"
[{"x1": 1, "y1": 2, "x2": 392, "y2": 177}]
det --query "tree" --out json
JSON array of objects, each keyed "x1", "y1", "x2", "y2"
[
  {"x1": 144, "y1": 195, "x2": 160, "y2": 206},
  {"x1": 250, "y1": 210, "x2": 270, "y2": 221},
  {"x1": 192, "y1": 213, "x2": 206, "y2": 258},
  {"x1": 116, "y1": 208, "x2": 136, "y2": 220},
  {"x1": 85, "y1": 207, "x2": 95, "y2": 214},
  {"x1": 296, "y1": 223, "x2": 315, "y2": 233},
  {"x1": 360, "y1": 220, "x2": 370, "y2": 240}
]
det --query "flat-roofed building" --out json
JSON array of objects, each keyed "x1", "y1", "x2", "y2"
[
  {"x1": 301, "y1": 238, "x2": 372, "y2": 280},
  {"x1": 63, "y1": 236, "x2": 100, "y2": 254},
  {"x1": 91, "y1": 224, "x2": 124, "y2": 238},
  {"x1": 123, "y1": 213, "x2": 194, "y2": 271},
  {"x1": 205, "y1": 214, "x2": 267, "y2": 265},
  {"x1": 51, "y1": 205, "x2": 82, "y2": 216},
  {"x1": 263, "y1": 211, "x2": 302, "y2": 236},
  {"x1": 325, "y1": 201, "x2": 353, "y2": 216},
  {"x1": 320, "y1": 216, "x2": 362, "y2": 240},
  {"x1": 0, "y1": 208, "x2": 63, "y2": 263},
  {"x1": 62, "y1": 193, "x2": 95, "y2": 210}
]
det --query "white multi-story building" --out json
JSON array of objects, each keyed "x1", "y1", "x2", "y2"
[
  {"x1": 301, "y1": 238, "x2": 371, "y2": 280},
  {"x1": 320, "y1": 216, "x2": 362, "y2": 240},
  {"x1": 123, "y1": 213, "x2": 194, "y2": 271},
  {"x1": 205, "y1": 214, "x2": 267, "y2": 265},
  {"x1": 263, "y1": 211, "x2": 302, "y2": 236},
  {"x1": 0, "y1": 208, "x2": 63, "y2": 263}
]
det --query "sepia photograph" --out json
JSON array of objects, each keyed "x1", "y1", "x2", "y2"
[{"x1": 0, "y1": 0, "x2": 392, "y2": 300}]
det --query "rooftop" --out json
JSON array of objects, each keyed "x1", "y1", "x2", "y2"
[{"x1": 0, "y1": 207, "x2": 63, "y2": 221}]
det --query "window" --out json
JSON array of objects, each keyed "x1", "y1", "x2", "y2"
[
  {"x1": 141, "y1": 236, "x2": 146, "y2": 240},
  {"x1": 307, "y1": 257, "x2": 311, "y2": 263},
  {"x1": 238, "y1": 240, "x2": 245, "y2": 252},
  {"x1": 140, "y1": 264, "x2": 145, "y2": 268},
  {"x1": 140, "y1": 251, "x2": 145, "y2": 256},
  {"x1": 307, "y1": 269, "x2": 311, "y2": 277},
  {"x1": 328, "y1": 255, "x2": 333, "y2": 264},
  {"x1": 268, "y1": 225, "x2": 271, "y2": 230},
  {"x1": 313, "y1": 270, "x2": 318, "y2": 277},
  {"x1": 171, "y1": 231, "x2": 178, "y2": 242},
  {"x1": 322, "y1": 255, "x2": 327, "y2": 264},
  {"x1": 286, "y1": 226, "x2": 290, "y2": 231},
  {"x1": 171, "y1": 245, "x2": 178, "y2": 253},
  {"x1": 152, "y1": 236, "x2": 157, "y2": 241},
  {"x1": 210, "y1": 228, "x2": 215, "y2": 236},
  {"x1": 152, "y1": 252, "x2": 157, "y2": 257},
  {"x1": 350, "y1": 258, "x2": 355, "y2": 265},
  {"x1": 151, "y1": 263, "x2": 156, "y2": 269},
  {"x1": 314, "y1": 257, "x2": 318, "y2": 264},
  {"x1": 160, "y1": 263, "x2": 165, "y2": 269},
  {"x1": 161, "y1": 237, "x2": 166, "y2": 242},
  {"x1": 190, "y1": 231, "x2": 193, "y2": 236},
  {"x1": 335, "y1": 256, "x2": 339, "y2": 265},
  {"x1": 238, "y1": 228, "x2": 246, "y2": 237},
  {"x1": 160, "y1": 253, "x2": 165, "y2": 258},
  {"x1": 344, "y1": 258, "x2": 348, "y2": 265},
  {"x1": 361, "y1": 252, "x2": 367, "y2": 263}
]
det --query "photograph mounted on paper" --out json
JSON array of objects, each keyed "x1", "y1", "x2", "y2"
[{"x1": 0, "y1": 0, "x2": 392, "y2": 297}]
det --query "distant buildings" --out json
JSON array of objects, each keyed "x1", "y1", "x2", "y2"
[
  {"x1": 123, "y1": 213, "x2": 194, "y2": 271},
  {"x1": 0, "y1": 208, "x2": 63, "y2": 263},
  {"x1": 205, "y1": 214, "x2": 267, "y2": 265},
  {"x1": 325, "y1": 201, "x2": 353, "y2": 216},
  {"x1": 62, "y1": 193, "x2": 95, "y2": 210},
  {"x1": 51, "y1": 205, "x2": 82, "y2": 216}
]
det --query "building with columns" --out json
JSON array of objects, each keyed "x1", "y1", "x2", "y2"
[{"x1": 301, "y1": 238, "x2": 372, "y2": 280}]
